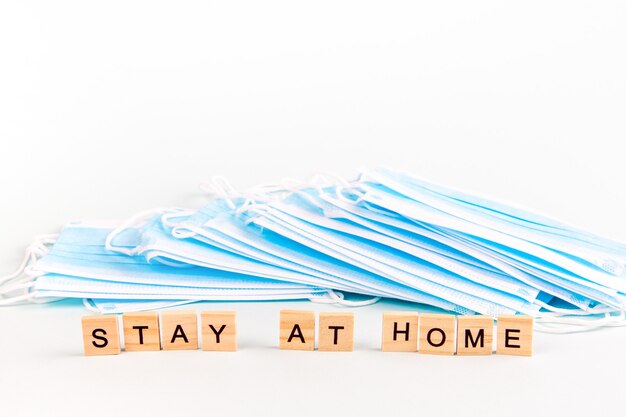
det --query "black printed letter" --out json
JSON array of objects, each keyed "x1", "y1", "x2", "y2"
[
  {"x1": 133, "y1": 325, "x2": 149, "y2": 345},
  {"x1": 287, "y1": 324, "x2": 305, "y2": 343},
  {"x1": 209, "y1": 324, "x2": 226, "y2": 343},
  {"x1": 464, "y1": 328, "x2": 484, "y2": 349},
  {"x1": 393, "y1": 322, "x2": 410, "y2": 341},
  {"x1": 504, "y1": 329, "x2": 521, "y2": 348},
  {"x1": 91, "y1": 328, "x2": 108, "y2": 348},
  {"x1": 171, "y1": 324, "x2": 189, "y2": 344},
  {"x1": 328, "y1": 325, "x2": 344, "y2": 345},
  {"x1": 427, "y1": 328, "x2": 446, "y2": 347}
]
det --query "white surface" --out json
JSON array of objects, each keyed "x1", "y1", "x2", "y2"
[{"x1": 1, "y1": 1, "x2": 625, "y2": 416}]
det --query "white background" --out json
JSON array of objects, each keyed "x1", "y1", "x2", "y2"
[{"x1": 1, "y1": 1, "x2": 625, "y2": 416}]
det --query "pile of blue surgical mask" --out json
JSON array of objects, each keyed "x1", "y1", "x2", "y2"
[{"x1": 2, "y1": 168, "x2": 626, "y2": 332}]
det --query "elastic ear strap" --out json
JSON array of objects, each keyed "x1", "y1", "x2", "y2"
[
  {"x1": 237, "y1": 180, "x2": 316, "y2": 216},
  {"x1": 310, "y1": 290, "x2": 381, "y2": 307},
  {"x1": 534, "y1": 300, "x2": 616, "y2": 316},
  {"x1": 171, "y1": 227, "x2": 199, "y2": 239},
  {"x1": 199, "y1": 176, "x2": 238, "y2": 209},
  {"x1": 161, "y1": 210, "x2": 196, "y2": 228},
  {"x1": 240, "y1": 172, "x2": 360, "y2": 212},
  {"x1": 105, "y1": 208, "x2": 168, "y2": 255},
  {"x1": 0, "y1": 250, "x2": 32, "y2": 287},
  {"x1": 82, "y1": 298, "x2": 102, "y2": 313},
  {"x1": 535, "y1": 310, "x2": 626, "y2": 333},
  {"x1": 312, "y1": 172, "x2": 354, "y2": 190},
  {"x1": 0, "y1": 280, "x2": 35, "y2": 296},
  {"x1": 0, "y1": 233, "x2": 58, "y2": 293},
  {"x1": 335, "y1": 185, "x2": 365, "y2": 204},
  {"x1": 0, "y1": 292, "x2": 38, "y2": 306}
]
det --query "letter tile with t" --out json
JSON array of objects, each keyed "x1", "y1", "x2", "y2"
[
  {"x1": 123, "y1": 311, "x2": 161, "y2": 352},
  {"x1": 319, "y1": 312, "x2": 354, "y2": 352}
]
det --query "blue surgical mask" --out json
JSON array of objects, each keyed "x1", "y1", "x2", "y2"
[
  {"x1": 317, "y1": 191, "x2": 596, "y2": 311},
  {"x1": 349, "y1": 169, "x2": 626, "y2": 316},
  {"x1": 240, "y1": 194, "x2": 537, "y2": 316},
  {"x1": 1, "y1": 221, "x2": 331, "y2": 310},
  {"x1": 365, "y1": 168, "x2": 626, "y2": 254},
  {"x1": 163, "y1": 202, "x2": 469, "y2": 312},
  {"x1": 356, "y1": 180, "x2": 626, "y2": 294},
  {"x1": 4, "y1": 168, "x2": 626, "y2": 332},
  {"x1": 361, "y1": 168, "x2": 626, "y2": 275}
]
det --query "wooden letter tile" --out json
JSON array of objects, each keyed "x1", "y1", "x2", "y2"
[
  {"x1": 319, "y1": 312, "x2": 354, "y2": 352},
  {"x1": 381, "y1": 312, "x2": 418, "y2": 352},
  {"x1": 279, "y1": 310, "x2": 315, "y2": 351},
  {"x1": 201, "y1": 311, "x2": 237, "y2": 352},
  {"x1": 122, "y1": 311, "x2": 160, "y2": 352},
  {"x1": 161, "y1": 310, "x2": 198, "y2": 350},
  {"x1": 419, "y1": 313, "x2": 455, "y2": 355},
  {"x1": 496, "y1": 315, "x2": 533, "y2": 356},
  {"x1": 456, "y1": 315, "x2": 494, "y2": 356},
  {"x1": 82, "y1": 315, "x2": 121, "y2": 356}
]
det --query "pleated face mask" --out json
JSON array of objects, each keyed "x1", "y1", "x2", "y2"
[
  {"x1": 360, "y1": 168, "x2": 626, "y2": 279},
  {"x1": 169, "y1": 200, "x2": 461, "y2": 311},
  {"x1": 0, "y1": 221, "x2": 333, "y2": 312},
  {"x1": 106, "y1": 210, "x2": 354, "y2": 291},
  {"x1": 365, "y1": 168, "x2": 626, "y2": 261},
  {"x1": 3, "y1": 168, "x2": 626, "y2": 332},
  {"x1": 353, "y1": 170, "x2": 626, "y2": 304},
  {"x1": 317, "y1": 191, "x2": 599, "y2": 312},
  {"x1": 239, "y1": 192, "x2": 540, "y2": 316},
  {"x1": 338, "y1": 170, "x2": 626, "y2": 319}
]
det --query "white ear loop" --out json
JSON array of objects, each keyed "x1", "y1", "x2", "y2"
[
  {"x1": 278, "y1": 178, "x2": 327, "y2": 210},
  {"x1": 239, "y1": 204, "x2": 272, "y2": 226},
  {"x1": 0, "y1": 234, "x2": 58, "y2": 286},
  {"x1": 105, "y1": 207, "x2": 172, "y2": 255},
  {"x1": 0, "y1": 280, "x2": 35, "y2": 296},
  {"x1": 82, "y1": 298, "x2": 101, "y2": 313},
  {"x1": 335, "y1": 181, "x2": 367, "y2": 204},
  {"x1": 0, "y1": 291, "x2": 39, "y2": 306},
  {"x1": 535, "y1": 309, "x2": 626, "y2": 333},
  {"x1": 242, "y1": 173, "x2": 352, "y2": 214},
  {"x1": 311, "y1": 172, "x2": 353, "y2": 188},
  {"x1": 199, "y1": 176, "x2": 238, "y2": 210},
  {"x1": 171, "y1": 224, "x2": 206, "y2": 239},
  {"x1": 294, "y1": 171, "x2": 365, "y2": 206},
  {"x1": 161, "y1": 210, "x2": 196, "y2": 228},
  {"x1": 535, "y1": 300, "x2": 617, "y2": 316},
  {"x1": 162, "y1": 209, "x2": 203, "y2": 240},
  {"x1": 235, "y1": 187, "x2": 277, "y2": 217},
  {"x1": 0, "y1": 234, "x2": 59, "y2": 306},
  {"x1": 310, "y1": 290, "x2": 381, "y2": 307}
]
